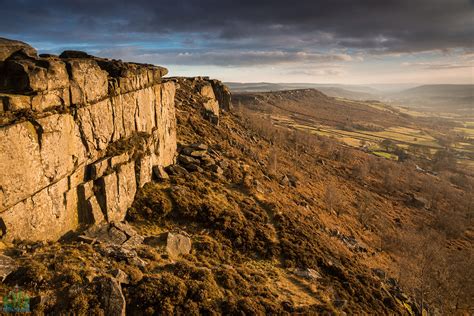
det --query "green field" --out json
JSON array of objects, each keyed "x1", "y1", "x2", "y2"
[{"x1": 270, "y1": 112, "x2": 474, "y2": 168}]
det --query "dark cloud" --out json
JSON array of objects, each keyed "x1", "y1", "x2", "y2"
[
  {"x1": 0, "y1": 0, "x2": 472, "y2": 63},
  {"x1": 96, "y1": 47, "x2": 353, "y2": 67}
]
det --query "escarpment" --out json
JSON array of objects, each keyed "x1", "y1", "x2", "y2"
[{"x1": 0, "y1": 39, "x2": 231, "y2": 241}]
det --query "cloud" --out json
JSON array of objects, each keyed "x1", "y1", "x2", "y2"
[
  {"x1": 96, "y1": 47, "x2": 353, "y2": 67},
  {"x1": 0, "y1": 0, "x2": 472, "y2": 54},
  {"x1": 402, "y1": 61, "x2": 474, "y2": 70},
  {"x1": 286, "y1": 68, "x2": 343, "y2": 76}
]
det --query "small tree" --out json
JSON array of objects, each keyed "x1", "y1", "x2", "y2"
[
  {"x1": 357, "y1": 192, "x2": 376, "y2": 229},
  {"x1": 381, "y1": 139, "x2": 395, "y2": 152},
  {"x1": 324, "y1": 182, "x2": 343, "y2": 215}
]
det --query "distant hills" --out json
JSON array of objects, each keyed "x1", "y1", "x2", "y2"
[
  {"x1": 226, "y1": 82, "x2": 474, "y2": 112},
  {"x1": 386, "y1": 84, "x2": 474, "y2": 111},
  {"x1": 226, "y1": 82, "x2": 378, "y2": 100}
]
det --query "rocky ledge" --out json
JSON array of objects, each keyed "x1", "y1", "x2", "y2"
[{"x1": 0, "y1": 38, "x2": 231, "y2": 241}]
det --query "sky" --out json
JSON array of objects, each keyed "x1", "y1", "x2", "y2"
[{"x1": 1, "y1": 0, "x2": 473, "y2": 85}]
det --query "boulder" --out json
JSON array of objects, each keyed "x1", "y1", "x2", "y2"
[
  {"x1": 200, "y1": 83, "x2": 220, "y2": 117},
  {"x1": 178, "y1": 154, "x2": 200, "y2": 166},
  {"x1": 165, "y1": 164, "x2": 189, "y2": 176},
  {"x1": 59, "y1": 50, "x2": 93, "y2": 59},
  {"x1": 210, "y1": 79, "x2": 232, "y2": 111},
  {"x1": 190, "y1": 143, "x2": 209, "y2": 151},
  {"x1": 152, "y1": 165, "x2": 170, "y2": 180},
  {"x1": 293, "y1": 267, "x2": 321, "y2": 281},
  {"x1": 185, "y1": 163, "x2": 204, "y2": 173},
  {"x1": 0, "y1": 38, "x2": 37, "y2": 61},
  {"x1": 166, "y1": 232, "x2": 192, "y2": 259},
  {"x1": 94, "y1": 276, "x2": 126, "y2": 316},
  {"x1": 209, "y1": 164, "x2": 223, "y2": 175},
  {"x1": 372, "y1": 268, "x2": 386, "y2": 279},
  {"x1": 111, "y1": 268, "x2": 129, "y2": 285},
  {"x1": 408, "y1": 193, "x2": 429, "y2": 209},
  {"x1": 0, "y1": 254, "x2": 16, "y2": 281}
]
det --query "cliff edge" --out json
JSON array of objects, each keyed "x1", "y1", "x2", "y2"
[{"x1": 0, "y1": 39, "x2": 229, "y2": 241}]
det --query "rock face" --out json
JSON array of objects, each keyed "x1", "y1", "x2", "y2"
[
  {"x1": 0, "y1": 38, "x2": 37, "y2": 61},
  {"x1": 0, "y1": 41, "x2": 177, "y2": 241},
  {"x1": 0, "y1": 39, "x2": 231, "y2": 242},
  {"x1": 167, "y1": 76, "x2": 232, "y2": 124}
]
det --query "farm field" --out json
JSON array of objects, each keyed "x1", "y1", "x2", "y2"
[{"x1": 236, "y1": 90, "x2": 474, "y2": 172}]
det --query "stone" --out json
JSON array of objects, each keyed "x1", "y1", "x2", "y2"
[
  {"x1": 88, "y1": 225, "x2": 128, "y2": 245},
  {"x1": 293, "y1": 267, "x2": 322, "y2": 281},
  {"x1": 152, "y1": 165, "x2": 169, "y2": 180},
  {"x1": 112, "y1": 222, "x2": 139, "y2": 237},
  {"x1": 408, "y1": 193, "x2": 429, "y2": 209},
  {"x1": 189, "y1": 150, "x2": 208, "y2": 158},
  {"x1": 166, "y1": 232, "x2": 192, "y2": 259},
  {"x1": 37, "y1": 114, "x2": 86, "y2": 181},
  {"x1": 372, "y1": 268, "x2": 386, "y2": 279},
  {"x1": 190, "y1": 143, "x2": 209, "y2": 151},
  {"x1": 110, "y1": 152, "x2": 130, "y2": 167},
  {"x1": 122, "y1": 235, "x2": 144, "y2": 250},
  {"x1": 200, "y1": 83, "x2": 220, "y2": 117},
  {"x1": 200, "y1": 155, "x2": 216, "y2": 167},
  {"x1": 86, "y1": 196, "x2": 106, "y2": 224},
  {"x1": 155, "y1": 81, "x2": 177, "y2": 166},
  {"x1": 116, "y1": 162, "x2": 137, "y2": 220},
  {"x1": 185, "y1": 163, "x2": 204, "y2": 173},
  {"x1": 279, "y1": 175, "x2": 290, "y2": 186},
  {"x1": 67, "y1": 59, "x2": 108, "y2": 104},
  {"x1": 0, "y1": 58, "x2": 69, "y2": 94},
  {"x1": 94, "y1": 276, "x2": 126, "y2": 316},
  {"x1": 209, "y1": 164, "x2": 223, "y2": 175},
  {"x1": 178, "y1": 154, "x2": 200, "y2": 166},
  {"x1": 59, "y1": 50, "x2": 93, "y2": 59},
  {"x1": 96, "y1": 161, "x2": 136, "y2": 223},
  {"x1": 135, "y1": 87, "x2": 156, "y2": 133},
  {"x1": 0, "y1": 121, "x2": 48, "y2": 211},
  {"x1": 0, "y1": 93, "x2": 31, "y2": 111},
  {"x1": 165, "y1": 164, "x2": 189, "y2": 176},
  {"x1": 111, "y1": 268, "x2": 129, "y2": 285},
  {"x1": 90, "y1": 158, "x2": 110, "y2": 180},
  {"x1": 0, "y1": 254, "x2": 16, "y2": 281},
  {"x1": 137, "y1": 155, "x2": 152, "y2": 188},
  {"x1": 181, "y1": 147, "x2": 208, "y2": 158},
  {"x1": 68, "y1": 165, "x2": 87, "y2": 189},
  {"x1": 1, "y1": 177, "x2": 79, "y2": 241},
  {"x1": 77, "y1": 99, "x2": 114, "y2": 155},
  {"x1": 210, "y1": 79, "x2": 232, "y2": 111},
  {"x1": 0, "y1": 37, "x2": 37, "y2": 61},
  {"x1": 217, "y1": 160, "x2": 229, "y2": 170}
]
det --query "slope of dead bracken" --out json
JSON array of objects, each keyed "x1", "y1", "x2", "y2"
[{"x1": 1, "y1": 79, "x2": 472, "y2": 315}]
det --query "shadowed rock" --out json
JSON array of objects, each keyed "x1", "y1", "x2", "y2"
[{"x1": 0, "y1": 38, "x2": 37, "y2": 61}]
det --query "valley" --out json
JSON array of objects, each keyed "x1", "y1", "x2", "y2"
[{"x1": 234, "y1": 90, "x2": 474, "y2": 173}]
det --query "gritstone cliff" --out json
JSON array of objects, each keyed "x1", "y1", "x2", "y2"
[{"x1": 0, "y1": 38, "x2": 230, "y2": 241}]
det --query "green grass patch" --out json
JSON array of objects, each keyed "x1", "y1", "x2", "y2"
[{"x1": 372, "y1": 151, "x2": 398, "y2": 160}]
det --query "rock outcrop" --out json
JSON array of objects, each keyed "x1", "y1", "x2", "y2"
[
  {"x1": 0, "y1": 39, "x2": 231, "y2": 242},
  {"x1": 167, "y1": 77, "x2": 232, "y2": 125},
  {"x1": 0, "y1": 38, "x2": 37, "y2": 62},
  {"x1": 0, "y1": 41, "x2": 177, "y2": 241}
]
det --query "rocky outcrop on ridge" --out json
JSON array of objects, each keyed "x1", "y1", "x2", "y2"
[{"x1": 0, "y1": 39, "x2": 231, "y2": 242}]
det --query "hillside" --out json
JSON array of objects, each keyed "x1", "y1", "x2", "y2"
[
  {"x1": 227, "y1": 82, "x2": 378, "y2": 100},
  {"x1": 387, "y1": 84, "x2": 474, "y2": 112},
  {"x1": 0, "y1": 39, "x2": 472, "y2": 315}
]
